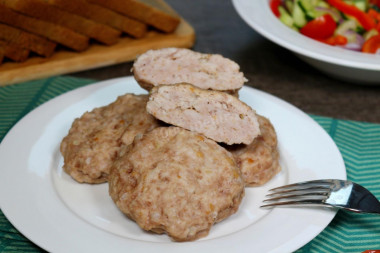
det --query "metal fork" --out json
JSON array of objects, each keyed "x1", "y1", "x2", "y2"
[{"x1": 261, "y1": 179, "x2": 380, "y2": 214}]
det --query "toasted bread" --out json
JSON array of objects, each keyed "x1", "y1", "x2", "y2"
[
  {"x1": 48, "y1": 0, "x2": 147, "y2": 38},
  {"x1": 0, "y1": 3, "x2": 89, "y2": 51},
  {"x1": 0, "y1": 23, "x2": 56, "y2": 57},
  {"x1": 2, "y1": 0, "x2": 121, "y2": 45},
  {"x1": 0, "y1": 47, "x2": 4, "y2": 64},
  {"x1": 88, "y1": 0, "x2": 180, "y2": 33},
  {"x1": 0, "y1": 39, "x2": 29, "y2": 62}
]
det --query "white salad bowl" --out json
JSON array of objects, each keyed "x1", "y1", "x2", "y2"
[{"x1": 232, "y1": 0, "x2": 380, "y2": 84}]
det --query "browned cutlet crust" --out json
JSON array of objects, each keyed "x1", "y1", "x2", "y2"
[
  {"x1": 60, "y1": 94, "x2": 161, "y2": 184},
  {"x1": 227, "y1": 115, "x2": 281, "y2": 186},
  {"x1": 109, "y1": 127, "x2": 245, "y2": 241}
]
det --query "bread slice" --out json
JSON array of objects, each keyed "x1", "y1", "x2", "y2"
[
  {"x1": 0, "y1": 3, "x2": 89, "y2": 51},
  {"x1": 0, "y1": 39, "x2": 30, "y2": 62},
  {"x1": 0, "y1": 47, "x2": 4, "y2": 64},
  {"x1": 48, "y1": 0, "x2": 147, "y2": 38},
  {"x1": 1, "y1": 0, "x2": 121, "y2": 45},
  {"x1": 0, "y1": 23, "x2": 56, "y2": 57},
  {"x1": 88, "y1": 0, "x2": 180, "y2": 33}
]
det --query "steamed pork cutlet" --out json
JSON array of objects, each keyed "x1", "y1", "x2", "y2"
[
  {"x1": 146, "y1": 83, "x2": 260, "y2": 145},
  {"x1": 60, "y1": 94, "x2": 160, "y2": 184},
  {"x1": 227, "y1": 115, "x2": 281, "y2": 186},
  {"x1": 133, "y1": 48, "x2": 247, "y2": 94},
  {"x1": 109, "y1": 127, "x2": 245, "y2": 241}
]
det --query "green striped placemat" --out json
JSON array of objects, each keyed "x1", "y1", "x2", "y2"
[{"x1": 1, "y1": 76, "x2": 379, "y2": 253}]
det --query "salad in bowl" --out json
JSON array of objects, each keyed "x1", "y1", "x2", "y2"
[
  {"x1": 270, "y1": 0, "x2": 380, "y2": 53},
  {"x1": 232, "y1": 0, "x2": 380, "y2": 84}
]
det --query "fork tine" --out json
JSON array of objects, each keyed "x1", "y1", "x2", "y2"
[
  {"x1": 269, "y1": 180, "x2": 333, "y2": 192},
  {"x1": 262, "y1": 180, "x2": 333, "y2": 209},
  {"x1": 263, "y1": 191, "x2": 329, "y2": 202},
  {"x1": 267, "y1": 186, "x2": 330, "y2": 197},
  {"x1": 261, "y1": 199, "x2": 327, "y2": 208},
  {"x1": 261, "y1": 180, "x2": 380, "y2": 213}
]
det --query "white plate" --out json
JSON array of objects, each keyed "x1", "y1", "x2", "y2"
[
  {"x1": 0, "y1": 77, "x2": 346, "y2": 253},
  {"x1": 232, "y1": 0, "x2": 380, "y2": 84}
]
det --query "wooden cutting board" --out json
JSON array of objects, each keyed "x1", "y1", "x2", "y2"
[{"x1": 0, "y1": 0, "x2": 195, "y2": 86}]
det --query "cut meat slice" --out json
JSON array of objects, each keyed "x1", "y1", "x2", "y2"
[
  {"x1": 133, "y1": 48, "x2": 247, "y2": 93},
  {"x1": 146, "y1": 83, "x2": 260, "y2": 145}
]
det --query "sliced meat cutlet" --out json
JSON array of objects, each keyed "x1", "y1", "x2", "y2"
[
  {"x1": 88, "y1": 0, "x2": 180, "y2": 33},
  {"x1": 227, "y1": 115, "x2": 281, "y2": 186},
  {"x1": 1, "y1": 0, "x2": 121, "y2": 45},
  {"x1": 146, "y1": 83, "x2": 260, "y2": 145},
  {"x1": 0, "y1": 39, "x2": 29, "y2": 62},
  {"x1": 0, "y1": 3, "x2": 88, "y2": 51},
  {"x1": 47, "y1": 0, "x2": 147, "y2": 38},
  {"x1": 133, "y1": 48, "x2": 247, "y2": 94},
  {"x1": 109, "y1": 126, "x2": 245, "y2": 241},
  {"x1": 0, "y1": 24, "x2": 55, "y2": 57},
  {"x1": 60, "y1": 94, "x2": 161, "y2": 184}
]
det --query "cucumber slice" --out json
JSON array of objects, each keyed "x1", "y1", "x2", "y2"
[
  {"x1": 285, "y1": 0, "x2": 294, "y2": 13},
  {"x1": 344, "y1": 0, "x2": 368, "y2": 11},
  {"x1": 279, "y1": 6, "x2": 295, "y2": 28},
  {"x1": 341, "y1": 14, "x2": 365, "y2": 32},
  {"x1": 364, "y1": 29, "x2": 379, "y2": 40},
  {"x1": 335, "y1": 19, "x2": 357, "y2": 36},
  {"x1": 316, "y1": 1, "x2": 330, "y2": 8},
  {"x1": 354, "y1": 2, "x2": 367, "y2": 11},
  {"x1": 298, "y1": 0, "x2": 315, "y2": 20},
  {"x1": 299, "y1": 0, "x2": 314, "y2": 11},
  {"x1": 293, "y1": 1, "x2": 307, "y2": 27}
]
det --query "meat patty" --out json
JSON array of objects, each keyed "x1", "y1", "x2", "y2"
[
  {"x1": 227, "y1": 115, "x2": 281, "y2": 186},
  {"x1": 132, "y1": 47, "x2": 247, "y2": 93},
  {"x1": 109, "y1": 127, "x2": 245, "y2": 241},
  {"x1": 146, "y1": 83, "x2": 260, "y2": 145},
  {"x1": 60, "y1": 94, "x2": 160, "y2": 184}
]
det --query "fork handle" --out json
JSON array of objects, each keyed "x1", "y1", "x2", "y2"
[{"x1": 348, "y1": 184, "x2": 380, "y2": 214}]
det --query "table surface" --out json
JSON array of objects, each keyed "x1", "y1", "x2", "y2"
[{"x1": 71, "y1": 0, "x2": 380, "y2": 124}]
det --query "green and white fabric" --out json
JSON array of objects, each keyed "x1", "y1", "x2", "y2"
[{"x1": 1, "y1": 77, "x2": 379, "y2": 253}]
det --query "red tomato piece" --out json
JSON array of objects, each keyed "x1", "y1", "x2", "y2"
[
  {"x1": 320, "y1": 35, "x2": 348, "y2": 46},
  {"x1": 300, "y1": 14, "x2": 337, "y2": 40},
  {"x1": 270, "y1": 0, "x2": 281, "y2": 17},
  {"x1": 362, "y1": 35, "x2": 380, "y2": 53},
  {"x1": 328, "y1": 0, "x2": 376, "y2": 31},
  {"x1": 370, "y1": 0, "x2": 380, "y2": 8},
  {"x1": 368, "y1": 9, "x2": 380, "y2": 32}
]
